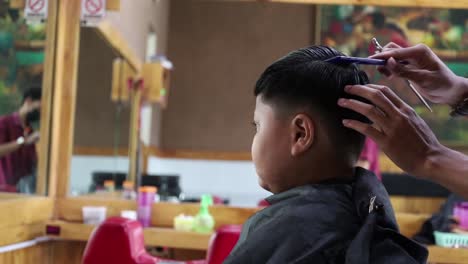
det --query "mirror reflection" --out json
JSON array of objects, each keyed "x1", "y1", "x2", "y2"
[
  {"x1": 71, "y1": 25, "x2": 183, "y2": 202},
  {"x1": 71, "y1": 26, "x2": 131, "y2": 197},
  {"x1": 0, "y1": 3, "x2": 47, "y2": 194}
]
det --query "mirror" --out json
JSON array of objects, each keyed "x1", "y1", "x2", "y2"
[
  {"x1": 70, "y1": 1, "x2": 468, "y2": 207},
  {"x1": 70, "y1": 0, "x2": 168, "y2": 199},
  {"x1": 71, "y1": 27, "x2": 131, "y2": 197},
  {"x1": 69, "y1": 0, "x2": 304, "y2": 207},
  {"x1": 0, "y1": 2, "x2": 55, "y2": 195}
]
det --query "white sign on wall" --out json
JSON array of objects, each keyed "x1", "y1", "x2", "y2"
[
  {"x1": 81, "y1": 0, "x2": 107, "y2": 26},
  {"x1": 24, "y1": 0, "x2": 48, "y2": 23}
]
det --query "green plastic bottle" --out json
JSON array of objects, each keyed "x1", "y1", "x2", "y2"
[{"x1": 193, "y1": 194, "x2": 215, "y2": 233}]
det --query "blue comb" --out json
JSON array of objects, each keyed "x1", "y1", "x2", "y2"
[
  {"x1": 325, "y1": 56, "x2": 408, "y2": 66},
  {"x1": 325, "y1": 56, "x2": 385, "y2": 65}
]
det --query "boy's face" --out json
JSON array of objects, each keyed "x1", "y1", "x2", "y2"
[{"x1": 251, "y1": 96, "x2": 295, "y2": 193}]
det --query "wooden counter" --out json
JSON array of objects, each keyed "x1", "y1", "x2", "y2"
[
  {"x1": 427, "y1": 246, "x2": 468, "y2": 264},
  {"x1": 46, "y1": 219, "x2": 468, "y2": 263},
  {"x1": 0, "y1": 197, "x2": 53, "y2": 246},
  {"x1": 47, "y1": 221, "x2": 212, "y2": 251},
  {"x1": 56, "y1": 197, "x2": 259, "y2": 229}
]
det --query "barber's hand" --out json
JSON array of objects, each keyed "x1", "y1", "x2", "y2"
[
  {"x1": 25, "y1": 131, "x2": 40, "y2": 145},
  {"x1": 370, "y1": 43, "x2": 468, "y2": 106},
  {"x1": 338, "y1": 84, "x2": 442, "y2": 178}
]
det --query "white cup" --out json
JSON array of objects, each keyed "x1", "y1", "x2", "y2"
[
  {"x1": 82, "y1": 206, "x2": 107, "y2": 225},
  {"x1": 121, "y1": 210, "x2": 137, "y2": 220}
]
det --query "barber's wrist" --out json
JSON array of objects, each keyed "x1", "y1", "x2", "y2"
[
  {"x1": 420, "y1": 143, "x2": 447, "y2": 180},
  {"x1": 454, "y1": 76, "x2": 468, "y2": 102},
  {"x1": 449, "y1": 77, "x2": 468, "y2": 116},
  {"x1": 461, "y1": 77, "x2": 468, "y2": 95}
]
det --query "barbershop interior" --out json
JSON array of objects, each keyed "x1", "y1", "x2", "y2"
[{"x1": 0, "y1": 0, "x2": 467, "y2": 263}]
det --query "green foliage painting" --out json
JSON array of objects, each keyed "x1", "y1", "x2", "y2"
[{"x1": 0, "y1": 4, "x2": 45, "y2": 115}]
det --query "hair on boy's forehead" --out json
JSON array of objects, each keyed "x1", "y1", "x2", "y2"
[{"x1": 255, "y1": 46, "x2": 368, "y2": 112}]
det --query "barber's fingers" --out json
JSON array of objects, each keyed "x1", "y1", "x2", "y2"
[
  {"x1": 374, "y1": 42, "x2": 401, "y2": 77},
  {"x1": 338, "y1": 98, "x2": 389, "y2": 131},
  {"x1": 343, "y1": 85, "x2": 400, "y2": 116},
  {"x1": 342, "y1": 119, "x2": 384, "y2": 142},
  {"x1": 370, "y1": 43, "x2": 429, "y2": 61},
  {"x1": 365, "y1": 84, "x2": 407, "y2": 109},
  {"x1": 384, "y1": 57, "x2": 433, "y2": 80},
  {"x1": 382, "y1": 42, "x2": 402, "y2": 50},
  {"x1": 377, "y1": 66, "x2": 391, "y2": 77}
]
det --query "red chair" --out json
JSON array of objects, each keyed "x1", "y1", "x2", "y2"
[
  {"x1": 257, "y1": 199, "x2": 270, "y2": 207},
  {"x1": 82, "y1": 217, "x2": 241, "y2": 264},
  {"x1": 205, "y1": 225, "x2": 241, "y2": 264}
]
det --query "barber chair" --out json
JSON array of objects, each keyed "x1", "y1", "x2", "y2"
[
  {"x1": 205, "y1": 224, "x2": 241, "y2": 264},
  {"x1": 82, "y1": 217, "x2": 241, "y2": 264}
]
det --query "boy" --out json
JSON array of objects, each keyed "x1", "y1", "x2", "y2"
[{"x1": 224, "y1": 46, "x2": 427, "y2": 264}]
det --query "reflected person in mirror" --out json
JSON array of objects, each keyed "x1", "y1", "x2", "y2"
[{"x1": 0, "y1": 87, "x2": 41, "y2": 193}]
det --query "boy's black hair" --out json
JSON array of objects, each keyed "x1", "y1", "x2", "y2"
[
  {"x1": 22, "y1": 86, "x2": 42, "y2": 103},
  {"x1": 255, "y1": 46, "x2": 370, "y2": 162}
]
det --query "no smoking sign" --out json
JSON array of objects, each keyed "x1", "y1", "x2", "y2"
[
  {"x1": 28, "y1": 0, "x2": 45, "y2": 13},
  {"x1": 81, "y1": 0, "x2": 106, "y2": 26},
  {"x1": 24, "y1": 0, "x2": 48, "y2": 22}
]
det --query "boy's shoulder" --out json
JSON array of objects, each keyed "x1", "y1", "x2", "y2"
[
  {"x1": 227, "y1": 169, "x2": 428, "y2": 264},
  {"x1": 236, "y1": 183, "x2": 361, "y2": 248},
  {"x1": 226, "y1": 184, "x2": 360, "y2": 264}
]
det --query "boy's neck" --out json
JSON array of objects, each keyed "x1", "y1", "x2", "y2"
[
  {"x1": 313, "y1": 165, "x2": 355, "y2": 183},
  {"x1": 274, "y1": 163, "x2": 355, "y2": 194}
]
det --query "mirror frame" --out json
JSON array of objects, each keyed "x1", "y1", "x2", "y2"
[
  {"x1": 0, "y1": 0, "x2": 58, "y2": 247},
  {"x1": 35, "y1": 0, "x2": 59, "y2": 195}
]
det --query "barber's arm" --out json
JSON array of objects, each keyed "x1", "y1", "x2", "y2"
[
  {"x1": 0, "y1": 131, "x2": 40, "y2": 158},
  {"x1": 338, "y1": 84, "x2": 468, "y2": 198}
]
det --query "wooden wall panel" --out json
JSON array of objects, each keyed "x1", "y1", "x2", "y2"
[
  {"x1": 0, "y1": 241, "x2": 85, "y2": 264},
  {"x1": 0, "y1": 243, "x2": 52, "y2": 264},
  {"x1": 158, "y1": 1, "x2": 314, "y2": 151},
  {"x1": 74, "y1": 28, "x2": 130, "y2": 148},
  {"x1": 50, "y1": 241, "x2": 86, "y2": 264}
]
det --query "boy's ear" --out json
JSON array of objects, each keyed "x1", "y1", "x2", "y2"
[{"x1": 290, "y1": 113, "x2": 314, "y2": 156}]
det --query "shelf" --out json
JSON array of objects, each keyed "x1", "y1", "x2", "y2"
[
  {"x1": 46, "y1": 221, "x2": 212, "y2": 250},
  {"x1": 46, "y1": 220, "x2": 468, "y2": 262},
  {"x1": 427, "y1": 246, "x2": 468, "y2": 264}
]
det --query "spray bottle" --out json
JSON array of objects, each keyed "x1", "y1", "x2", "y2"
[{"x1": 193, "y1": 194, "x2": 215, "y2": 233}]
